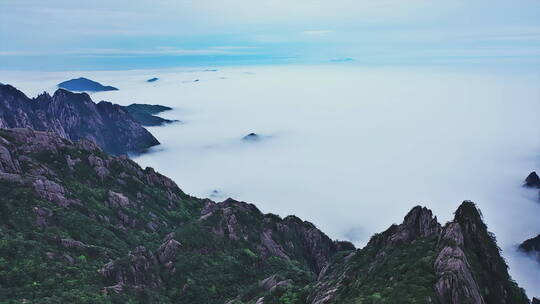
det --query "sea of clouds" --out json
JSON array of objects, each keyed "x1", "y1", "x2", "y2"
[{"x1": 3, "y1": 64, "x2": 540, "y2": 295}]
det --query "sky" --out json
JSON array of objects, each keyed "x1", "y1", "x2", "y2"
[{"x1": 1, "y1": 0, "x2": 540, "y2": 69}]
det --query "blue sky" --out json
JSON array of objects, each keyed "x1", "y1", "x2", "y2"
[{"x1": 1, "y1": 0, "x2": 540, "y2": 69}]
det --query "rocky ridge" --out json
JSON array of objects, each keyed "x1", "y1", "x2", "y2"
[
  {"x1": 124, "y1": 103, "x2": 177, "y2": 126},
  {"x1": 307, "y1": 202, "x2": 529, "y2": 304},
  {"x1": 0, "y1": 84, "x2": 159, "y2": 154}
]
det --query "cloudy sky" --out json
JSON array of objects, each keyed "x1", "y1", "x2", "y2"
[{"x1": 1, "y1": 0, "x2": 540, "y2": 69}]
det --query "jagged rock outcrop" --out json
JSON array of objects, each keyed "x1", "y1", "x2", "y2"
[
  {"x1": 0, "y1": 144, "x2": 20, "y2": 173},
  {"x1": 307, "y1": 202, "x2": 529, "y2": 304},
  {"x1": 100, "y1": 246, "x2": 162, "y2": 293},
  {"x1": 434, "y1": 222, "x2": 484, "y2": 304},
  {"x1": 387, "y1": 205, "x2": 441, "y2": 244},
  {"x1": 0, "y1": 84, "x2": 159, "y2": 154},
  {"x1": 100, "y1": 235, "x2": 182, "y2": 292},
  {"x1": 524, "y1": 171, "x2": 540, "y2": 187},
  {"x1": 259, "y1": 274, "x2": 293, "y2": 293},
  {"x1": 519, "y1": 234, "x2": 540, "y2": 263},
  {"x1": 155, "y1": 238, "x2": 182, "y2": 271},
  {"x1": 0, "y1": 127, "x2": 183, "y2": 233},
  {"x1": 532, "y1": 297, "x2": 540, "y2": 304},
  {"x1": 107, "y1": 190, "x2": 134, "y2": 208},
  {"x1": 307, "y1": 206, "x2": 442, "y2": 304},
  {"x1": 33, "y1": 177, "x2": 77, "y2": 207},
  {"x1": 453, "y1": 202, "x2": 528, "y2": 304},
  {"x1": 199, "y1": 198, "x2": 349, "y2": 273}
]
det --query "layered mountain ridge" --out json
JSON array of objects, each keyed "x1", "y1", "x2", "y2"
[
  {"x1": 0, "y1": 128, "x2": 531, "y2": 303},
  {"x1": 0, "y1": 84, "x2": 159, "y2": 154},
  {"x1": 124, "y1": 103, "x2": 177, "y2": 126}
]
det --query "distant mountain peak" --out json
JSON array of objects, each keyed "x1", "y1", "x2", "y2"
[
  {"x1": 124, "y1": 103, "x2": 177, "y2": 126},
  {"x1": 57, "y1": 77, "x2": 118, "y2": 92}
]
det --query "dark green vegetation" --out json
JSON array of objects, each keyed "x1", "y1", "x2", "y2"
[
  {"x1": 124, "y1": 104, "x2": 178, "y2": 126},
  {"x1": 454, "y1": 203, "x2": 530, "y2": 303},
  {"x1": 0, "y1": 128, "x2": 345, "y2": 304},
  {"x1": 0, "y1": 128, "x2": 531, "y2": 303},
  {"x1": 308, "y1": 204, "x2": 529, "y2": 304},
  {"x1": 314, "y1": 236, "x2": 440, "y2": 303}
]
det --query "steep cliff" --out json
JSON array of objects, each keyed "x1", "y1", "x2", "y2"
[
  {"x1": 308, "y1": 202, "x2": 528, "y2": 304},
  {"x1": 0, "y1": 84, "x2": 159, "y2": 154}
]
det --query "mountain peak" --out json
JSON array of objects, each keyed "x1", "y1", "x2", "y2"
[
  {"x1": 0, "y1": 84, "x2": 158, "y2": 154},
  {"x1": 310, "y1": 202, "x2": 529, "y2": 304},
  {"x1": 57, "y1": 77, "x2": 118, "y2": 92},
  {"x1": 454, "y1": 200, "x2": 486, "y2": 232},
  {"x1": 52, "y1": 88, "x2": 92, "y2": 103},
  {"x1": 382, "y1": 205, "x2": 442, "y2": 245}
]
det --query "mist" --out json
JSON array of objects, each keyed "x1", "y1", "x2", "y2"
[{"x1": 3, "y1": 64, "x2": 540, "y2": 294}]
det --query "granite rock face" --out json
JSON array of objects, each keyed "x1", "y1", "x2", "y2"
[
  {"x1": 100, "y1": 235, "x2": 182, "y2": 292},
  {"x1": 386, "y1": 205, "x2": 442, "y2": 244},
  {"x1": 524, "y1": 171, "x2": 540, "y2": 187},
  {"x1": 308, "y1": 201, "x2": 529, "y2": 304},
  {"x1": 199, "y1": 198, "x2": 347, "y2": 273},
  {"x1": 33, "y1": 177, "x2": 78, "y2": 207},
  {"x1": 0, "y1": 84, "x2": 159, "y2": 154},
  {"x1": 434, "y1": 222, "x2": 484, "y2": 304}
]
